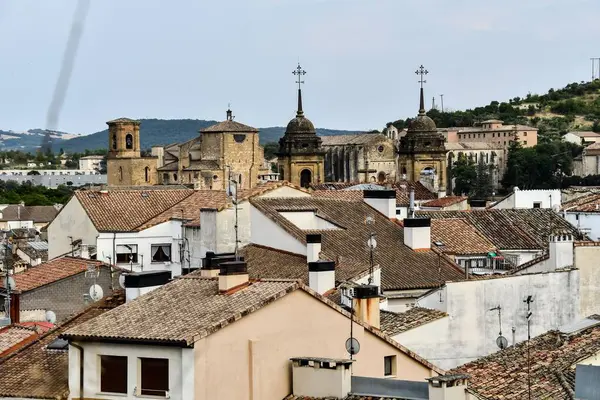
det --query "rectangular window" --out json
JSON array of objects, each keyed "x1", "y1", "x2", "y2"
[
  {"x1": 140, "y1": 358, "x2": 169, "y2": 396},
  {"x1": 100, "y1": 355, "x2": 127, "y2": 394},
  {"x1": 116, "y1": 244, "x2": 138, "y2": 264},
  {"x1": 384, "y1": 355, "x2": 396, "y2": 376},
  {"x1": 504, "y1": 132, "x2": 507, "y2": 137},
  {"x1": 533, "y1": 202, "x2": 542, "y2": 208},
  {"x1": 524, "y1": 132, "x2": 527, "y2": 136},
  {"x1": 151, "y1": 244, "x2": 172, "y2": 262},
  {"x1": 524, "y1": 141, "x2": 528, "y2": 145}
]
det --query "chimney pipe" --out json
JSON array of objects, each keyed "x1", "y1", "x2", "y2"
[
  {"x1": 363, "y1": 190, "x2": 396, "y2": 219},
  {"x1": 306, "y1": 234, "x2": 322, "y2": 263},
  {"x1": 409, "y1": 189, "x2": 415, "y2": 218},
  {"x1": 219, "y1": 260, "x2": 249, "y2": 292},
  {"x1": 308, "y1": 260, "x2": 335, "y2": 295},
  {"x1": 353, "y1": 285, "x2": 380, "y2": 329},
  {"x1": 403, "y1": 217, "x2": 431, "y2": 251}
]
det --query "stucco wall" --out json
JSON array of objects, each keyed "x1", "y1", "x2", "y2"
[
  {"x1": 193, "y1": 290, "x2": 434, "y2": 400},
  {"x1": 250, "y1": 205, "x2": 306, "y2": 255},
  {"x1": 48, "y1": 196, "x2": 99, "y2": 260},
  {"x1": 405, "y1": 270, "x2": 580, "y2": 369},
  {"x1": 565, "y1": 212, "x2": 600, "y2": 241},
  {"x1": 575, "y1": 245, "x2": 600, "y2": 318}
]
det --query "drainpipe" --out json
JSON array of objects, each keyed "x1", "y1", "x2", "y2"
[{"x1": 70, "y1": 342, "x2": 84, "y2": 400}]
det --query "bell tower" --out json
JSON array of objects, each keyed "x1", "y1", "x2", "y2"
[{"x1": 107, "y1": 118, "x2": 141, "y2": 159}]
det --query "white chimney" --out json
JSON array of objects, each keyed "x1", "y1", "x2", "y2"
[
  {"x1": 80, "y1": 245, "x2": 90, "y2": 260},
  {"x1": 403, "y1": 217, "x2": 431, "y2": 251},
  {"x1": 200, "y1": 208, "x2": 217, "y2": 259},
  {"x1": 308, "y1": 261, "x2": 335, "y2": 295},
  {"x1": 363, "y1": 190, "x2": 396, "y2": 219},
  {"x1": 218, "y1": 260, "x2": 249, "y2": 292},
  {"x1": 549, "y1": 232, "x2": 574, "y2": 270},
  {"x1": 427, "y1": 374, "x2": 470, "y2": 400},
  {"x1": 290, "y1": 357, "x2": 352, "y2": 399},
  {"x1": 306, "y1": 234, "x2": 321, "y2": 263},
  {"x1": 124, "y1": 270, "x2": 171, "y2": 302}
]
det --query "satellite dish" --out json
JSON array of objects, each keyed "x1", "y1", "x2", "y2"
[
  {"x1": 89, "y1": 284, "x2": 103, "y2": 302},
  {"x1": 118, "y1": 274, "x2": 126, "y2": 289},
  {"x1": 345, "y1": 337, "x2": 360, "y2": 356},
  {"x1": 496, "y1": 335, "x2": 508, "y2": 350},
  {"x1": 45, "y1": 310, "x2": 57, "y2": 324}
]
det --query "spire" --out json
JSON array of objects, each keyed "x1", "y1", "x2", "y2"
[
  {"x1": 419, "y1": 87, "x2": 426, "y2": 115},
  {"x1": 415, "y1": 65, "x2": 429, "y2": 116},
  {"x1": 293, "y1": 63, "x2": 306, "y2": 117}
]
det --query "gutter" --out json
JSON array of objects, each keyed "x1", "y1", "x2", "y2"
[{"x1": 69, "y1": 341, "x2": 84, "y2": 400}]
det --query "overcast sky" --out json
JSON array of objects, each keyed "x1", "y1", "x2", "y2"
[{"x1": 1, "y1": 0, "x2": 599, "y2": 134}]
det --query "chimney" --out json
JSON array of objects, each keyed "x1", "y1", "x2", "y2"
[
  {"x1": 201, "y1": 252, "x2": 239, "y2": 277},
  {"x1": 200, "y1": 208, "x2": 217, "y2": 258},
  {"x1": 549, "y1": 232, "x2": 574, "y2": 269},
  {"x1": 408, "y1": 188, "x2": 415, "y2": 218},
  {"x1": 290, "y1": 357, "x2": 352, "y2": 399},
  {"x1": 124, "y1": 270, "x2": 171, "y2": 302},
  {"x1": 403, "y1": 217, "x2": 431, "y2": 251},
  {"x1": 363, "y1": 190, "x2": 396, "y2": 219},
  {"x1": 306, "y1": 234, "x2": 322, "y2": 263},
  {"x1": 80, "y1": 245, "x2": 89, "y2": 260},
  {"x1": 353, "y1": 284, "x2": 380, "y2": 329},
  {"x1": 427, "y1": 374, "x2": 470, "y2": 400},
  {"x1": 219, "y1": 260, "x2": 249, "y2": 292},
  {"x1": 308, "y1": 260, "x2": 335, "y2": 295}
]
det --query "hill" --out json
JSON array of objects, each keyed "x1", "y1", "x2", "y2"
[
  {"x1": 53, "y1": 119, "x2": 361, "y2": 153},
  {"x1": 0, "y1": 129, "x2": 80, "y2": 152}
]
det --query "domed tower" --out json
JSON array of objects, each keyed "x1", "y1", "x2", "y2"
[
  {"x1": 398, "y1": 65, "x2": 447, "y2": 196},
  {"x1": 277, "y1": 64, "x2": 325, "y2": 188}
]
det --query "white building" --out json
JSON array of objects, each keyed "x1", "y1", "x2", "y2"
[
  {"x1": 490, "y1": 187, "x2": 561, "y2": 209},
  {"x1": 79, "y1": 155, "x2": 104, "y2": 171},
  {"x1": 561, "y1": 192, "x2": 600, "y2": 240},
  {"x1": 563, "y1": 131, "x2": 600, "y2": 146}
]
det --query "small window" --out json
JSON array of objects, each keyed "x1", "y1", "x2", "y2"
[
  {"x1": 524, "y1": 141, "x2": 527, "y2": 145},
  {"x1": 116, "y1": 244, "x2": 138, "y2": 264},
  {"x1": 100, "y1": 355, "x2": 127, "y2": 394},
  {"x1": 384, "y1": 355, "x2": 396, "y2": 376},
  {"x1": 112, "y1": 134, "x2": 117, "y2": 150},
  {"x1": 173, "y1": 173, "x2": 178, "y2": 182},
  {"x1": 151, "y1": 244, "x2": 171, "y2": 262},
  {"x1": 140, "y1": 358, "x2": 169, "y2": 396},
  {"x1": 503, "y1": 132, "x2": 507, "y2": 137},
  {"x1": 533, "y1": 202, "x2": 542, "y2": 208},
  {"x1": 524, "y1": 132, "x2": 527, "y2": 136}
]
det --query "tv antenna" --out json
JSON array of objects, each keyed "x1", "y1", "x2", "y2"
[
  {"x1": 365, "y1": 216, "x2": 376, "y2": 285},
  {"x1": 84, "y1": 263, "x2": 102, "y2": 303},
  {"x1": 524, "y1": 295, "x2": 534, "y2": 400},
  {"x1": 343, "y1": 287, "x2": 360, "y2": 361},
  {"x1": 489, "y1": 305, "x2": 508, "y2": 349}
]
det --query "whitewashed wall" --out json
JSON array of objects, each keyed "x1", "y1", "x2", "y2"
[
  {"x1": 250, "y1": 205, "x2": 306, "y2": 255},
  {"x1": 565, "y1": 212, "x2": 600, "y2": 241},
  {"x1": 48, "y1": 196, "x2": 99, "y2": 259}
]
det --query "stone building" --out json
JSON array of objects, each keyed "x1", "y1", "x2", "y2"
[
  {"x1": 442, "y1": 120, "x2": 538, "y2": 150},
  {"x1": 106, "y1": 118, "x2": 158, "y2": 186},
  {"x1": 154, "y1": 109, "x2": 267, "y2": 190},
  {"x1": 398, "y1": 87, "x2": 447, "y2": 196},
  {"x1": 321, "y1": 134, "x2": 396, "y2": 183},
  {"x1": 573, "y1": 142, "x2": 600, "y2": 177},
  {"x1": 445, "y1": 142, "x2": 503, "y2": 192},
  {"x1": 277, "y1": 85, "x2": 325, "y2": 188}
]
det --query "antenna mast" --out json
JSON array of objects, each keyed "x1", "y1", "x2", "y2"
[
  {"x1": 524, "y1": 295, "x2": 534, "y2": 400},
  {"x1": 227, "y1": 166, "x2": 240, "y2": 260}
]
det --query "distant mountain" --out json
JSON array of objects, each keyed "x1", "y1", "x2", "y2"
[
  {"x1": 0, "y1": 129, "x2": 81, "y2": 152},
  {"x1": 52, "y1": 119, "x2": 362, "y2": 153}
]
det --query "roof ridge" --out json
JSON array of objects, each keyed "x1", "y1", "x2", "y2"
[{"x1": 131, "y1": 190, "x2": 198, "y2": 230}]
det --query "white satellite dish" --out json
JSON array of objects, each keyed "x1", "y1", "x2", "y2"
[
  {"x1": 118, "y1": 274, "x2": 126, "y2": 289},
  {"x1": 89, "y1": 284, "x2": 103, "y2": 301},
  {"x1": 45, "y1": 310, "x2": 57, "y2": 324}
]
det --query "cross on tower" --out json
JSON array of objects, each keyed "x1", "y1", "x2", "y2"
[
  {"x1": 293, "y1": 63, "x2": 306, "y2": 90},
  {"x1": 415, "y1": 65, "x2": 428, "y2": 89}
]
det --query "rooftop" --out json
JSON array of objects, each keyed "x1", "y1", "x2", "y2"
[
  {"x1": 320, "y1": 133, "x2": 389, "y2": 146},
  {"x1": 0, "y1": 256, "x2": 108, "y2": 293},
  {"x1": 561, "y1": 192, "x2": 600, "y2": 213},
  {"x1": 250, "y1": 197, "x2": 464, "y2": 290},
  {"x1": 0, "y1": 205, "x2": 59, "y2": 223},
  {"x1": 567, "y1": 131, "x2": 600, "y2": 138},
  {"x1": 0, "y1": 325, "x2": 38, "y2": 357},
  {"x1": 451, "y1": 318, "x2": 600, "y2": 400},
  {"x1": 380, "y1": 308, "x2": 447, "y2": 336},
  {"x1": 200, "y1": 119, "x2": 259, "y2": 133},
  {"x1": 421, "y1": 196, "x2": 467, "y2": 208},
  {"x1": 430, "y1": 219, "x2": 497, "y2": 255}
]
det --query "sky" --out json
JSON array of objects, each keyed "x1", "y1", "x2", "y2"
[{"x1": 1, "y1": 0, "x2": 599, "y2": 135}]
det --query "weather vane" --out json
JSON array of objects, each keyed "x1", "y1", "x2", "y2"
[
  {"x1": 293, "y1": 63, "x2": 306, "y2": 90},
  {"x1": 415, "y1": 65, "x2": 429, "y2": 89}
]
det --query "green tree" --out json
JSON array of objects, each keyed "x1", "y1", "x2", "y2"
[
  {"x1": 473, "y1": 158, "x2": 494, "y2": 199},
  {"x1": 451, "y1": 154, "x2": 477, "y2": 196},
  {"x1": 263, "y1": 142, "x2": 279, "y2": 160}
]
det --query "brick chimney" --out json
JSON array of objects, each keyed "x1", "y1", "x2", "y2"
[
  {"x1": 353, "y1": 284, "x2": 380, "y2": 329},
  {"x1": 290, "y1": 357, "x2": 353, "y2": 399},
  {"x1": 308, "y1": 260, "x2": 335, "y2": 295},
  {"x1": 218, "y1": 260, "x2": 249, "y2": 292},
  {"x1": 306, "y1": 234, "x2": 322, "y2": 263},
  {"x1": 403, "y1": 217, "x2": 431, "y2": 251},
  {"x1": 427, "y1": 374, "x2": 470, "y2": 400},
  {"x1": 363, "y1": 190, "x2": 396, "y2": 219}
]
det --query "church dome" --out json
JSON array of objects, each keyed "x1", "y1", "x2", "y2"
[
  {"x1": 286, "y1": 114, "x2": 316, "y2": 135},
  {"x1": 409, "y1": 114, "x2": 437, "y2": 133}
]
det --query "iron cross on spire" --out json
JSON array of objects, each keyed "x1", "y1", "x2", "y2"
[
  {"x1": 293, "y1": 63, "x2": 306, "y2": 90},
  {"x1": 415, "y1": 65, "x2": 428, "y2": 89}
]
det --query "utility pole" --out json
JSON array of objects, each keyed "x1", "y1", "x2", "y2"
[
  {"x1": 591, "y1": 58, "x2": 595, "y2": 81},
  {"x1": 432, "y1": 96, "x2": 436, "y2": 110},
  {"x1": 440, "y1": 94, "x2": 444, "y2": 113},
  {"x1": 524, "y1": 295, "x2": 534, "y2": 400}
]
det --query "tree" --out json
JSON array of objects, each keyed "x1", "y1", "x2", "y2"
[
  {"x1": 263, "y1": 142, "x2": 279, "y2": 160},
  {"x1": 451, "y1": 154, "x2": 477, "y2": 196},
  {"x1": 472, "y1": 157, "x2": 494, "y2": 199}
]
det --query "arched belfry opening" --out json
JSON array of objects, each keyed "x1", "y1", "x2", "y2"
[{"x1": 300, "y1": 169, "x2": 312, "y2": 188}]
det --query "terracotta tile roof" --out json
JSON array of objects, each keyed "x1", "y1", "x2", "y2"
[
  {"x1": 568, "y1": 131, "x2": 600, "y2": 138},
  {"x1": 320, "y1": 133, "x2": 388, "y2": 146},
  {"x1": 107, "y1": 117, "x2": 139, "y2": 123},
  {"x1": 0, "y1": 257, "x2": 107, "y2": 292},
  {"x1": 200, "y1": 119, "x2": 259, "y2": 132},
  {"x1": 75, "y1": 189, "x2": 195, "y2": 231},
  {"x1": 310, "y1": 182, "x2": 359, "y2": 190},
  {"x1": 312, "y1": 190, "x2": 364, "y2": 202},
  {"x1": 249, "y1": 197, "x2": 465, "y2": 290},
  {"x1": 0, "y1": 205, "x2": 59, "y2": 223},
  {"x1": 0, "y1": 293, "x2": 124, "y2": 399},
  {"x1": 392, "y1": 180, "x2": 437, "y2": 201},
  {"x1": 380, "y1": 308, "x2": 447, "y2": 336},
  {"x1": 561, "y1": 192, "x2": 600, "y2": 213},
  {"x1": 0, "y1": 326, "x2": 37, "y2": 357},
  {"x1": 421, "y1": 196, "x2": 468, "y2": 208},
  {"x1": 417, "y1": 209, "x2": 583, "y2": 250},
  {"x1": 451, "y1": 321, "x2": 600, "y2": 400},
  {"x1": 430, "y1": 219, "x2": 497, "y2": 255}
]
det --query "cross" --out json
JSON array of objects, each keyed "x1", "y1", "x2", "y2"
[
  {"x1": 415, "y1": 64, "x2": 429, "y2": 89},
  {"x1": 293, "y1": 63, "x2": 306, "y2": 90}
]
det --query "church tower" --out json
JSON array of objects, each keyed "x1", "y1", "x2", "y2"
[
  {"x1": 277, "y1": 63, "x2": 325, "y2": 188},
  {"x1": 106, "y1": 118, "x2": 158, "y2": 186},
  {"x1": 398, "y1": 66, "x2": 447, "y2": 196}
]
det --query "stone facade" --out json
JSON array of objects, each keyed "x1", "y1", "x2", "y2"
[
  {"x1": 322, "y1": 134, "x2": 396, "y2": 183},
  {"x1": 156, "y1": 110, "x2": 266, "y2": 190},
  {"x1": 106, "y1": 118, "x2": 158, "y2": 186}
]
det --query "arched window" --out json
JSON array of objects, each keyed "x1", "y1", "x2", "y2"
[
  {"x1": 118, "y1": 167, "x2": 123, "y2": 182},
  {"x1": 377, "y1": 171, "x2": 386, "y2": 183},
  {"x1": 300, "y1": 169, "x2": 312, "y2": 188},
  {"x1": 112, "y1": 134, "x2": 117, "y2": 150},
  {"x1": 145, "y1": 167, "x2": 150, "y2": 182},
  {"x1": 125, "y1": 134, "x2": 133, "y2": 150},
  {"x1": 173, "y1": 173, "x2": 178, "y2": 182}
]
